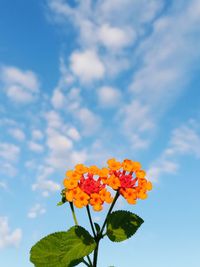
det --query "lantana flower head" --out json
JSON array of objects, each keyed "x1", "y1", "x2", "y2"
[
  {"x1": 105, "y1": 158, "x2": 152, "y2": 204},
  {"x1": 62, "y1": 159, "x2": 152, "y2": 211},
  {"x1": 63, "y1": 164, "x2": 113, "y2": 211}
]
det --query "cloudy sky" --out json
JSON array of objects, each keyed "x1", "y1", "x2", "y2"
[{"x1": 0, "y1": 0, "x2": 200, "y2": 266}]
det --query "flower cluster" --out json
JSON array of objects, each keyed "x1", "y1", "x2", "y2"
[
  {"x1": 104, "y1": 158, "x2": 152, "y2": 204},
  {"x1": 63, "y1": 164, "x2": 113, "y2": 211},
  {"x1": 62, "y1": 159, "x2": 152, "y2": 211}
]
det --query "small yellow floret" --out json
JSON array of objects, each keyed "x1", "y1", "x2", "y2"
[
  {"x1": 107, "y1": 175, "x2": 121, "y2": 190},
  {"x1": 74, "y1": 192, "x2": 89, "y2": 208},
  {"x1": 90, "y1": 193, "x2": 102, "y2": 206},
  {"x1": 63, "y1": 178, "x2": 78, "y2": 189},
  {"x1": 136, "y1": 170, "x2": 146, "y2": 178},
  {"x1": 98, "y1": 167, "x2": 109, "y2": 177},
  {"x1": 75, "y1": 164, "x2": 88, "y2": 174},
  {"x1": 99, "y1": 188, "x2": 113, "y2": 203},
  {"x1": 88, "y1": 165, "x2": 99, "y2": 175},
  {"x1": 107, "y1": 158, "x2": 121, "y2": 171},
  {"x1": 122, "y1": 159, "x2": 134, "y2": 172},
  {"x1": 93, "y1": 204, "x2": 103, "y2": 211},
  {"x1": 66, "y1": 170, "x2": 81, "y2": 180},
  {"x1": 123, "y1": 188, "x2": 137, "y2": 204},
  {"x1": 132, "y1": 162, "x2": 141, "y2": 172},
  {"x1": 146, "y1": 181, "x2": 153, "y2": 191}
]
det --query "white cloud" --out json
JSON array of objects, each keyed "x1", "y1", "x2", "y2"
[
  {"x1": 32, "y1": 165, "x2": 60, "y2": 196},
  {"x1": 1, "y1": 66, "x2": 40, "y2": 103},
  {"x1": 43, "y1": 108, "x2": 88, "y2": 171},
  {"x1": 28, "y1": 141, "x2": 44, "y2": 153},
  {"x1": 67, "y1": 127, "x2": 81, "y2": 141},
  {"x1": 129, "y1": 134, "x2": 150, "y2": 150},
  {"x1": 147, "y1": 119, "x2": 200, "y2": 182},
  {"x1": 8, "y1": 128, "x2": 25, "y2": 141},
  {"x1": 48, "y1": 0, "x2": 73, "y2": 19},
  {"x1": 0, "y1": 162, "x2": 17, "y2": 177},
  {"x1": 166, "y1": 124, "x2": 200, "y2": 157},
  {"x1": 64, "y1": 87, "x2": 82, "y2": 112},
  {"x1": 98, "y1": 86, "x2": 121, "y2": 107},
  {"x1": 97, "y1": 0, "x2": 163, "y2": 24},
  {"x1": 0, "y1": 181, "x2": 7, "y2": 190},
  {"x1": 47, "y1": 0, "x2": 200, "y2": 155},
  {"x1": 32, "y1": 179, "x2": 61, "y2": 197},
  {"x1": 148, "y1": 160, "x2": 178, "y2": 183},
  {"x1": 47, "y1": 0, "x2": 164, "y2": 82},
  {"x1": 120, "y1": 100, "x2": 155, "y2": 143},
  {"x1": 75, "y1": 107, "x2": 101, "y2": 136},
  {"x1": 0, "y1": 217, "x2": 22, "y2": 249},
  {"x1": 51, "y1": 88, "x2": 65, "y2": 109},
  {"x1": 47, "y1": 130, "x2": 73, "y2": 156},
  {"x1": 0, "y1": 142, "x2": 20, "y2": 161},
  {"x1": 98, "y1": 24, "x2": 135, "y2": 49},
  {"x1": 116, "y1": 0, "x2": 200, "y2": 149},
  {"x1": 121, "y1": 100, "x2": 154, "y2": 132},
  {"x1": 45, "y1": 110, "x2": 63, "y2": 129},
  {"x1": 32, "y1": 129, "x2": 43, "y2": 140},
  {"x1": 27, "y1": 204, "x2": 46, "y2": 219},
  {"x1": 66, "y1": 150, "x2": 88, "y2": 165},
  {"x1": 70, "y1": 50, "x2": 105, "y2": 82}
]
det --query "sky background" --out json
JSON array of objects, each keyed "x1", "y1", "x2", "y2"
[{"x1": 0, "y1": 0, "x2": 200, "y2": 266}]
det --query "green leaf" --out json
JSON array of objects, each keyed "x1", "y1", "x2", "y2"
[
  {"x1": 30, "y1": 226, "x2": 96, "y2": 267},
  {"x1": 56, "y1": 201, "x2": 64, "y2": 206},
  {"x1": 57, "y1": 189, "x2": 67, "y2": 206},
  {"x1": 106, "y1": 210, "x2": 144, "y2": 242},
  {"x1": 94, "y1": 223, "x2": 101, "y2": 234}
]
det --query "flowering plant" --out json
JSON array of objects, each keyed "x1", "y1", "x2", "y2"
[{"x1": 30, "y1": 158, "x2": 152, "y2": 267}]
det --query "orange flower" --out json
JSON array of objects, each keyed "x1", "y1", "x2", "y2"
[
  {"x1": 122, "y1": 159, "x2": 134, "y2": 172},
  {"x1": 98, "y1": 167, "x2": 109, "y2": 184},
  {"x1": 132, "y1": 162, "x2": 141, "y2": 172},
  {"x1": 66, "y1": 170, "x2": 81, "y2": 180},
  {"x1": 90, "y1": 193, "x2": 103, "y2": 211},
  {"x1": 121, "y1": 188, "x2": 137, "y2": 204},
  {"x1": 63, "y1": 178, "x2": 78, "y2": 189},
  {"x1": 61, "y1": 158, "x2": 152, "y2": 210},
  {"x1": 88, "y1": 165, "x2": 99, "y2": 175},
  {"x1": 146, "y1": 181, "x2": 153, "y2": 191},
  {"x1": 137, "y1": 190, "x2": 148, "y2": 200},
  {"x1": 66, "y1": 187, "x2": 81, "y2": 202},
  {"x1": 74, "y1": 191, "x2": 89, "y2": 208},
  {"x1": 107, "y1": 158, "x2": 121, "y2": 171},
  {"x1": 107, "y1": 175, "x2": 121, "y2": 190},
  {"x1": 99, "y1": 188, "x2": 113, "y2": 203},
  {"x1": 98, "y1": 167, "x2": 109, "y2": 177},
  {"x1": 75, "y1": 164, "x2": 88, "y2": 174},
  {"x1": 136, "y1": 170, "x2": 146, "y2": 178}
]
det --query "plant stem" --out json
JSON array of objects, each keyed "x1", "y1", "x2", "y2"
[
  {"x1": 92, "y1": 191, "x2": 120, "y2": 267},
  {"x1": 86, "y1": 255, "x2": 93, "y2": 266},
  {"x1": 93, "y1": 242, "x2": 99, "y2": 267},
  {"x1": 86, "y1": 205, "x2": 96, "y2": 238},
  {"x1": 69, "y1": 202, "x2": 78, "y2": 226},
  {"x1": 69, "y1": 202, "x2": 92, "y2": 266},
  {"x1": 82, "y1": 259, "x2": 91, "y2": 267},
  {"x1": 99, "y1": 191, "x2": 119, "y2": 236}
]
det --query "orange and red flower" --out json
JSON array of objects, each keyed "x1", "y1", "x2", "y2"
[{"x1": 62, "y1": 158, "x2": 152, "y2": 211}]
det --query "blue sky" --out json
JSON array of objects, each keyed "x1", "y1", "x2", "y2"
[{"x1": 0, "y1": 0, "x2": 200, "y2": 266}]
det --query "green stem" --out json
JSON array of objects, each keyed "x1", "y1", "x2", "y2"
[
  {"x1": 93, "y1": 242, "x2": 99, "y2": 267},
  {"x1": 69, "y1": 202, "x2": 78, "y2": 226},
  {"x1": 92, "y1": 191, "x2": 120, "y2": 267},
  {"x1": 82, "y1": 259, "x2": 91, "y2": 267},
  {"x1": 99, "y1": 191, "x2": 120, "y2": 236},
  {"x1": 86, "y1": 255, "x2": 93, "y2": 266},
  {"x1": 69, "y1": 202, "x2": 92, "y2": 266},
  {"x1": 86, "y1": 205, "x2": 96, "y2": 237}
]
